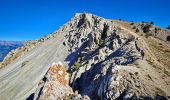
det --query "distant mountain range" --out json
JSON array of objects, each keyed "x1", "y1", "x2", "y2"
[{"x1": 0, "y1": 41, "x2": 23, "y2": 61}]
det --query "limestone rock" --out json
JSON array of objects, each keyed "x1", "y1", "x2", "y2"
[{"x1": 0, "y1": 13, "x2": 170, "y2": 100}]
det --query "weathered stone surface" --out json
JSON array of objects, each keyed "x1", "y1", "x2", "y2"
[
  {"x1": 30, "y1": 62, "x2": 90, "y2": 100},
  {"x1": 0, "y1": 13, "x2": 170, "y2": 100},
  {"x1": 38, "y1": 62, "x2": 72, "y2": 99}
]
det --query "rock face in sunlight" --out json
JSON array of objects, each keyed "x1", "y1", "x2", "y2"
[
  {"x1": 0, "y1": 13, "x2": 170, "y2": 100},
  {"x1": 28, "y1": 62, "x2": 89, "y2": 100},
  {"x1": 37, "y1": 62, "x2": 72, "y2": 99}
]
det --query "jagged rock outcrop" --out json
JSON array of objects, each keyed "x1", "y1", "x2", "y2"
[
  {"x1": 63, "y1": 14, "x2": 144, "y2": 99},
  {"x1": 63, "y1": 13, "x2": 170, "y2": 99},
  {"x1": 0, "y1": 13, "x2": 170, "y2": 100},
  {"x1": 38, "y1": 62, "x2": 71, "y2": 99},
  {"x1": 26, "y1": 62, "x2": 89, "y2": 100}
]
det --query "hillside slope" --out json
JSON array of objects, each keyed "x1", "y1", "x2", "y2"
[
  {"x1": 0, "y1": 41, "x2": 23, "y2": 61},
  {"x1": 0, "y1": 13, "x2": 170, "y2": 100}
]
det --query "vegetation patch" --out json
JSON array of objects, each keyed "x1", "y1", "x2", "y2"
[
  {"x1": 131, "y1": 25, "x2": 137, "y2": 29},
  {"x1": 63, "y1": 95, "x2": 72, "y2": 100},
  {"x1": 144, "y1": 33, "x2": 152, "y2": 38},
  {"x1": 73, "y1": 60, "x2": 81, "y2": 71},
  {"x1": 130, "y1": 22, "x2": 134, "y2": 25},
  {"x1": 135, "y1": 28, "x2": 139, "y2": 33}
]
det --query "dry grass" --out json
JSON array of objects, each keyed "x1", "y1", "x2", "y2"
[
  {"x1": 145, "y1": 37, "x2": 170, "y2": 69},
  {"x1": 63, "y1": 95, "x2": 72, "y2": 100},
  {"x1": 111, "y1": 20, "x2": 137, "y2": 32},
  {"x1": 113, "y1": 20, "x2": 170, "y2": 70}
]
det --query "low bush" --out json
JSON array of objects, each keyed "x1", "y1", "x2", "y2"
[
  {"x1": 73, "y1": 60, "x2": 81, "y2": 71},
  {"x1": 135, "y1": 28, "x2": 139, "y2": 33},
  {"x1": 144, "y1": 33, "x2": 152, "y2": 38},
  {"x1": 131, "y1": 25, "x2": 137, "y2": 29},
  {"x1": 130, "y1": 21, "x2": 134, "y2": 25}
]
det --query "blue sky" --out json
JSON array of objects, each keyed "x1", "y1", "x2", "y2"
[{"x1": 0, "y1": 0, "x2": 170, "y2": 41}]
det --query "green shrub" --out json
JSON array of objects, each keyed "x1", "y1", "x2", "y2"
[
  {"x1": 140, "y1": 34, "x2": 143, "y2": 36},
  {"x1": 135, "y1": 28, "x2": 139, "y2": 33},
  {"x1": 145, "y1": 33, "x2": 152, "y2": 38},
  {"x1": 73, "y1": 60, "x2": 81, "y2": 70},
  {"x1": 130, "y1": 21, "x2": 134, "y2": 25},
  {"x1": 131, "y1": 25, "x2": 137, "y2": 29},
  {"x1": 63, "y1": 95, "x2": 72, "y2": 100}
]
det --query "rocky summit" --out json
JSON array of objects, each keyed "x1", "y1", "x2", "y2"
[{"x1": 0, "y1": 13, "x2": 170, "y2": 100}]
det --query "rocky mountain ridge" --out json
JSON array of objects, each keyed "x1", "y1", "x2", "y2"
[
  {"x1": 0, "y1": 13, "x2": 170, "y2": 100},
  {"x1": 0, "y1": 41, "x2": 23, "y2": 61}
]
